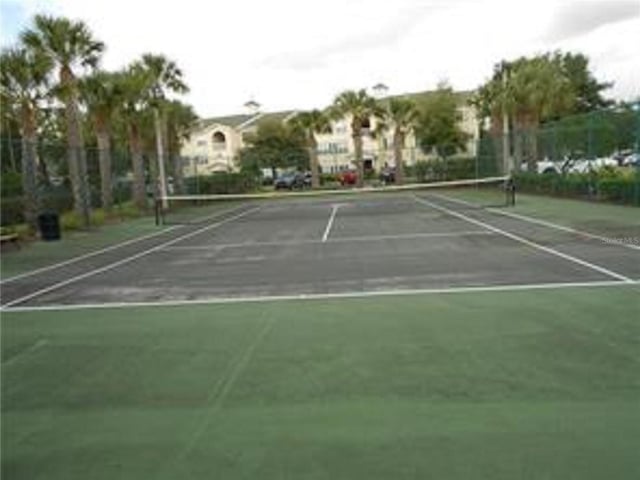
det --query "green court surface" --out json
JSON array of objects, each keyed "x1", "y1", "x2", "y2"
[
  {"x1": 449, "y1": 190, "x2": 640, "y2": 234},
  {"x1": 2, "y1": 191, "x2": 638, "y2": 281},
  {"x1": 2, "y1": 284, "x2": 639, "y2": 479},
  {"x1": 0, "y1": 217, "x2": 166, "y2": 279}
]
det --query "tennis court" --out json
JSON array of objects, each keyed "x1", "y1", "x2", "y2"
[
  {"x1": 2, "y1": 185, "x2": 640, "y2": 480},
  {"x1": 2, "y1": 184, "x2": 638, "y2": 310}
]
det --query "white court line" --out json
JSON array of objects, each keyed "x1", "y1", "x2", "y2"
[
  {"x1": 413, "y1": 195, "x2": 633, "y2": 283},
  {"x1": 0, "y1": 207, "x2": 261, "y2": 309},
  {"x1": 322, "y1": 204, "x2": 340, "y2": 242},
  {"x1": 1, "y1": 280, "x2": 636, "y2": 313},
  {"x1": 0, "y1": 225, "x2": 180, "y2": 285},
  {"x1": 431, "y1": 192, "x2": 640, "y2": 252},
  {"x1": 0, "y1": 204, "x2": 252, "y2": 285},
  {"x1": 160, "y1": 230, "x2": 495, "y2": 251}
]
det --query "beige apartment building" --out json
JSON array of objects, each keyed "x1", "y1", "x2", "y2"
[{"x1": 180, "y1": 90, "x2": 479, "y2": 176}]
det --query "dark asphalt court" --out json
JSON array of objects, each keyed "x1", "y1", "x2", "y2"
[{"x1": 1, "y1": 193, "x2": 639, "y2": 308}]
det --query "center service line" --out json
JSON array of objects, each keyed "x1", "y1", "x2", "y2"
[{"x1": 322, "y1": 204, "x2": 340, "y2": 242}]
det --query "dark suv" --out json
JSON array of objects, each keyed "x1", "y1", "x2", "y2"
[{"x1": 274, "y1": 172, "x2": 305, "y2": 190}]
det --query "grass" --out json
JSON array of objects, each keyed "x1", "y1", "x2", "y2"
[
  {"x1": 445, "y1": 189, "x2": 640, "y2": 235},
  {"x1": 0, "y1": 216, "x2": 165, "y2": 279},
  {"x1": 2, "y1": 284, "x2": 639, "y2": 479}
]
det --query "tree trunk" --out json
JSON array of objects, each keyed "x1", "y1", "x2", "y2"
[
  {"x1": 309, "y1": 137, "x2": 320, "y2": 189},
  {"x1": 353, "y1": 132, "x2": 364, "y2": 188},
  {"x1": 96, "y1": 130, "x2": 113, "y2": 212},
  {"x1": 153, "y1": 109, "x2": 168, "y2": 208},
  {"x1": 394, "y1": 130, "x2": 404, "y2": 185},
  {"x1": 170, "y1": 154, "x2": 182, "y2": 194},
  {"x1": 20, "y1": 108, "x2": 39, "y2": 231},
  {"x1": 61, "y1": 67, "x2": 91, "y2": 228},
  {"x1": 513, "y1": 122, "x2": 524, "y2": 171},
  {"x1": 528, "y1": 113, "x2": 540, "y2": 170},
  {"x1": 128, "y1": 124, "x2": 146, "y2": 210}
]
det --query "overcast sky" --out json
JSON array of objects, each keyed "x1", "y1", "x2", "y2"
[{"x1": 1, "y1": 0, "x2": 639, "y2": 118}]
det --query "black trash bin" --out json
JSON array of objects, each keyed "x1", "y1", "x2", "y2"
[{"x1": 38, "y1": 212, "x2": 61, "y2": 241}]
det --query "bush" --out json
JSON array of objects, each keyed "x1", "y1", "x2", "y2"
[
  {"x1": 0, "y1": 196, "x2": 24, "y2": 226},
  {"x1": 320, "y1": 173, "x2": 340, "y2": 186},
  {"x1": 1, "y1": 171, "x2": 23, "y2": 197},
  {"x1": 60, "y1": 211, "x2": 82, "y2": 231},
  {"x1": 184, "y1": 172, "x2": 257, "y2": 194},
  {"x1": 513, "y1": 170, "x2": 640, "y2": 206}
]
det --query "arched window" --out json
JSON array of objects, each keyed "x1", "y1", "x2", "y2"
[{"x1": 212, "y1": 131, "x2": 226, "y2": 150}]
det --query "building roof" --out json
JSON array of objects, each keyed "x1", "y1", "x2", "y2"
[
  {"x1": 198, "y1": 114, "x2": 256, "y2": 129},
  {"x1": 192, "y1": 89, "x2": 474, "y2": 133},
  {"x1": 193, "y1": 110, "x2": 298, "y2": 133}
]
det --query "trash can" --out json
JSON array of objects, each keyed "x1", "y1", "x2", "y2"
[{"x1": 38, "y1": 212, "x2": 61, "y2": 241}]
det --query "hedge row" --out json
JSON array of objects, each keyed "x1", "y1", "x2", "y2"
[
  {"x1": 183, "y1": 172, "x2": 257, "y2": 194},
  {"x1": 513, "y1": 171, "x2": 640, "y2": 206}
]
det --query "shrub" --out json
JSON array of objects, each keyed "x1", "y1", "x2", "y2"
[
  {"x1": 513, "y1": 170, "x2": 640, "y2": 206},
  {"x1": 320, "y1": 173, "x2": 340, "y2": 186},
  {"x1": 60, "y1": 211, "x2": 82, "y2": 231},
  {"x1": 1, "y1": 171, "x2": 23, "y2": 197},
  {"x1": 184, "y1": 172, "x2": 257, "y2": 194},
  {"x1": 0, "y1": 196, "x2": 24, "y2": 226}
]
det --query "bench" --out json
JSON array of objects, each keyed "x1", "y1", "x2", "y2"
[{"x1": 0, "y1": 233, "x2": 20, "y2": 250}]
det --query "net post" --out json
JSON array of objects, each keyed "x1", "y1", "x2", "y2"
[
  {"x1": 155, "y1": 198, "x2": 161, "y2": 226},
  {"x1": 505, "y1": 177, "x2": 516, "y2": 207}
]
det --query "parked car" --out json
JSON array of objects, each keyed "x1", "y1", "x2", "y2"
[
  {"x1": 338, "y1": 170, "x2": 358, "y2": 186},
  {"x1": 380, "y1": 166, "x2": 396, "y2": 184},
  {"x1": 621, "y1": 153, "x2": 640, "y2": 167},
  {"x1": 274, "y1": 172, "x2": 305, "y2": 190},
  {"x1": 523, "y1": 156, "x2": 622, "y2": 175}
]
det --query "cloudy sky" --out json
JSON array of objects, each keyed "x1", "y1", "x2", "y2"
[{"x1": 1, "y1": 0, "x2": 639, "y2": 118}]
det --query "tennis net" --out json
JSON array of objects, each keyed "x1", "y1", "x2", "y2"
[{"x1": 156, "y1": 176, "x2": 515, "y2": 225}]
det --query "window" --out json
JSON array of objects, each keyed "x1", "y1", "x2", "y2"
[
  {"x1": 333, "y1": 121, "x2": 347, "y2": 135},
  {"x1": 212, "y1": 131, "x2": 226, "y2": 150}
]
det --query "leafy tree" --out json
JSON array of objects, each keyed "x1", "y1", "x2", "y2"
[
  {"x1": 22, "y1": 14, "x2": 104, "y2": 227},
  {"x1": 474, "y1": 55, "x2": 575, "y2": 169},
  {"x1": 555, "y1": 52, "x2": 613, "y2": 115},
  {"x1": 330, "y1": 89, "x2": 382, "y2": 187},
  {"x1": 415, "y1": 83, "x2": 469, "y2": 161},
  {"x1": 377, "y1": 97, "x2": 420, "y2": 184},
  {"x1": 288, "y1": 110, "x2": 331, "y2": 188},
  {"x1": 0, "y1": 46, "x2": 52, "y2": 228},
  {"x1": 81, "y1": 71, "x2": 122, "y2": 211},
  {"x1": 237, "y1": 120, "x2": 308, "y2": 177}
]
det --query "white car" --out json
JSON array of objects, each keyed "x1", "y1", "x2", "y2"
[{"x1": 522, "y1": 156, "x2": 619, "y2": 174}]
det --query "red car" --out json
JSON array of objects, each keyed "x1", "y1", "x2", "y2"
[{"x1": 339, "y1": 170, "x2": 358, "y2": 186}]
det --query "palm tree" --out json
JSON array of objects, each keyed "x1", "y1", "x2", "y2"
[
  {"x1": 134, "y1": 54, "x2": 188, "y2": 206},
  {"x1": 331, "y1": 89, "x2": 382, "y2": 187},
  {"x1": 22, "y1": 15, "x2": 104, "y2": 227},
  {"x1": 1, "y1": 47, "x2": 52, "y2": 230},
  {"x1": 481, "y1": 56, "x2": 574, "y2": 171},
  {"x1": 288, "y1": 110, "x2": 331, "y2": 188},
  {"x1": 377, "y1": 97, "x2": 419, "y2": 185},
  {"x1": 164, "y1": 100, "x2": 197, "y2": 194},
  {"x1": 117, "y1": 68, "x2": 149, "y2": 210},
  {"x1": 81, "y1": 71, "x2": 121, "y2": 211}
]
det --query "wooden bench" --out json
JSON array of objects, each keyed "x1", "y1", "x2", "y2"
[{"x1": 0, "y1": 233, "x2": 20, "y2": 250}]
